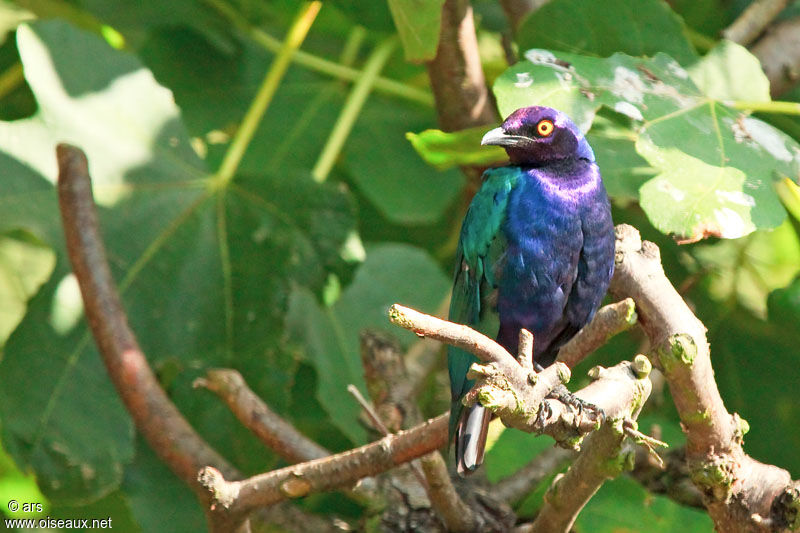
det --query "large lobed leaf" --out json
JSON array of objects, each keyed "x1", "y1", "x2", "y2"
[
  {"x1": 0, "y1": 20, "x2": 354, "y2": 504},
  {"x1": 386, "y1": 0, "x2": 445, "y2": 62},
  {"x1": 518, "y1": 0, "x2": 698, "y2": 64}
]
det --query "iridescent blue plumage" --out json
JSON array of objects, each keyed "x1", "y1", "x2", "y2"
[{"x1": 448, "y1": 106, "x2": 615, "y2": 475}]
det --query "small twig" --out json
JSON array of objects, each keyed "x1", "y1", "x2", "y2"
[
  {"x1": 347, "y1": 384, "x2": 392, "y2": 436},
  {"x1": 346, "y1": 383, "x2": 431, "y2": 493},
  {"x1": 518, "y1": 329, "x2": 534, "y2": 370},
  {"x1": 722, "y1": 0, "x2": 788, "y2": 46},
  {"x1": 195, "y1": 369, "x2": 329, "y2": 463},
  {"x1": 623, "y1": 419, "x2": 667, "y2": 468},
  {"x1": 556, "y1": 298, "x2": 637, "y2": 369},
  {"x1": 631, "y1": 444, "x2": 705, "y2": 509}
]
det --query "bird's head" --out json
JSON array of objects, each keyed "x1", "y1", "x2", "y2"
[{"x1": 481, "y1": 106, "x2": 594, "y2": 165}]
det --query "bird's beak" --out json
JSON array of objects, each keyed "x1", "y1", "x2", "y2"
[
  {"x1": 481, "y1": 127, "x2": 508, "y2": 146},
  {"x1": 481, "y1": 127, "x2": 524, "y2": 147}
]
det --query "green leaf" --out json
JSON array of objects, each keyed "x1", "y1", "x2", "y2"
[
  {"x1": 0, "y1": 231, "x2": 55, "y2": 346},
  {"x1": 386, "y1": 0, "x2": 445, "y2": 62},
  {"x1": 693, "y1": 218, "x2": 800, "y2": 316},
  {"x1": 518, "y1": 0, "x2": 697, "y2": 64},
  {"x1": 406, "y1": 126, "x2": 506, "y2": 170},
  {"x1": 484, "y1": 426, "x2": 559, "y2": 484},
  {"x1": 0, "y1": 20, "x2": 354, "y2": 503},
  {"x1": 493, "y1": 48, "x2": 799, "y2": 241},
  {"x1": 687, "y1": 40, "x2": 770, "y2": 102},
  {"x1": 710, "y1": 307, "x2": 800, "y2": 476},
  {"x1": 122, "y1": 437, "x2": 204, "y2": 532},
  {"x1": 767, "y1": 275, "x2": 800, "y2": 331},
  {"x1": 344, "y1": 97, "x2": 464, "y2": 225},
  {"x1": 586, "y1": 118, "x2": 654, "y2": 204},
  {"x1": 0, "y1": 2, "x2": 33, "y2": 45},
  {"x1": 0, "y1": 442, "x2": 48, "y2": 519},
  {"x1": 576, "y1": 476, "x2": 713, "y2": 532},
  {"x1": 287, "y1": 244, "x2": 449, "y2": 444}
]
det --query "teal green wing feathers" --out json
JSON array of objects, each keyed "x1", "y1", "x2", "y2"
[{"x1": 448, "y1": 167, "x2": 520, "y2": 438}]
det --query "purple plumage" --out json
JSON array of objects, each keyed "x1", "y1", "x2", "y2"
[{"x1": 448, "y1": 106, "x2": 615, "y2": 474}]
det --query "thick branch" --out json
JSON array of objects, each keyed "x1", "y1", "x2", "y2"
[
  {"x1": 198, "y1": 414, "x2": 449, "y2": 516},
  {"x1": 722, "y1": 0, "x2": 788, "y2": 46},
  {"x1": 195, "y1": 369, "x2": 329, "y2": 464},
  {"x1": 751, "y1": 16, "x2": 800, "y2": 97},
  {"x1": 525, "y1": 358, "x2": 653, "y2": 533},
  {"x1": 57, "y1": 144, "x2": 340, "y2": 533},
  {"x1": 390, "y1": 304, "x2": 570, "y2": 430},
  {"x1": 426, "y1": 0, "x2": 495, "y2": 131},
  {"x1": 556, "y1": 298, "x2": 637, "y2": 369},
  {"x1": 56, "y1": 144, "x2": 246, "y2": 531},
  {"x1": 609, "y1": 224, "x2": 796, "y2": 532}
]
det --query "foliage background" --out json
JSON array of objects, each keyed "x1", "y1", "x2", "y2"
[{"x1": 0, "y1": 0, "x2": 799, "y2": 530}]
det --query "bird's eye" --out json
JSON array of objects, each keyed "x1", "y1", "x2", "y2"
[{"x1": 536, "y1": 119, "x2": 554, "y2": 137}]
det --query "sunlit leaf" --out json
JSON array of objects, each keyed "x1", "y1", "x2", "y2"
[
  {"x1": 406, "y1": 126, "x2": 505, "y2": 170},
  {"x1": 692, "y1": 218, "x2": 800, "y2": 316},
  {"x1": 0, "y1": 231, "x2": 55, "y2": 346}
]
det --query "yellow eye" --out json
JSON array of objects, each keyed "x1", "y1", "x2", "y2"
[{"x1": 537, "y1": 119, "x2": 554, "y2": 137}]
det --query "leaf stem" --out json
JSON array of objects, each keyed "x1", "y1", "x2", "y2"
[
  {"x1": 212, "y1": 1, "x2": 322, "y2": 189},
  {"x1": 311, "y1": 38, "x2": 398, "y2": 182},
  {"x1": 0, "y1": 63, "x2": 24, "y2": 101},
  {"x1": 204, "y1": 0, "x2": 433, "y2": 106},
  {"x1": 728, "y1": 100, "x2": 800, "y2": 115},
  {"x1": 685, "y1": 28, "x2": 717, "y2": 53}
]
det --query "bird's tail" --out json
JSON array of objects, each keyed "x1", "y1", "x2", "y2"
[{"x1": 455, "y1": 404, "x2": 491, "y2": 476}]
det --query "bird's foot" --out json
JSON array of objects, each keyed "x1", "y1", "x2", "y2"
[{"x1": 546, "y1": 384, "x2": 604, "y2": 423}]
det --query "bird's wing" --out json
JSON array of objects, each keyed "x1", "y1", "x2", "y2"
[{"x1": 448, "y1": 167, "x2": 519, "y2": 437}]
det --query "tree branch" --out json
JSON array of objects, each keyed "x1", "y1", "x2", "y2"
[
  {"x1": 556, "y1": 298, "x2": 637, "y2": 369},
  {"x1": 609, "y1": 224, "x2": 798, "y2": 532},
  {"x1": 390, "y1": 304, "x2": 571, "y2": 433},
  {"x1": 56, "y1": 144, "x2": 247, "y2": 532},
  {"x1": 498, "y1": 0, "x2": 551, "y2": 33},
  {"x1": 523, "y1": 358, "x2": 653, "y2": 533},
  {"x1": 722, "y1": 0, "x2": 788, "y2": 46},
  {"x1": 194, "y1": 369, "x2": 330, "y2": 464},
  {"x1": 197, "y1": 414, "x2": 449, "y2": 516},
  {"x1": 751, "y1": 16, "x2": 800, "y2": 97},
  {"x1": 57, "y1": 144, "x2": 341, "y2": 533},
  {"x1": 426, "y1": 0, "x2": 496, "y2": 132}
]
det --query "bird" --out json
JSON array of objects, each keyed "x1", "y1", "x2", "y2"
[{"x1": 448, "y1": 105, "x2": 615, "y2": 475}]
